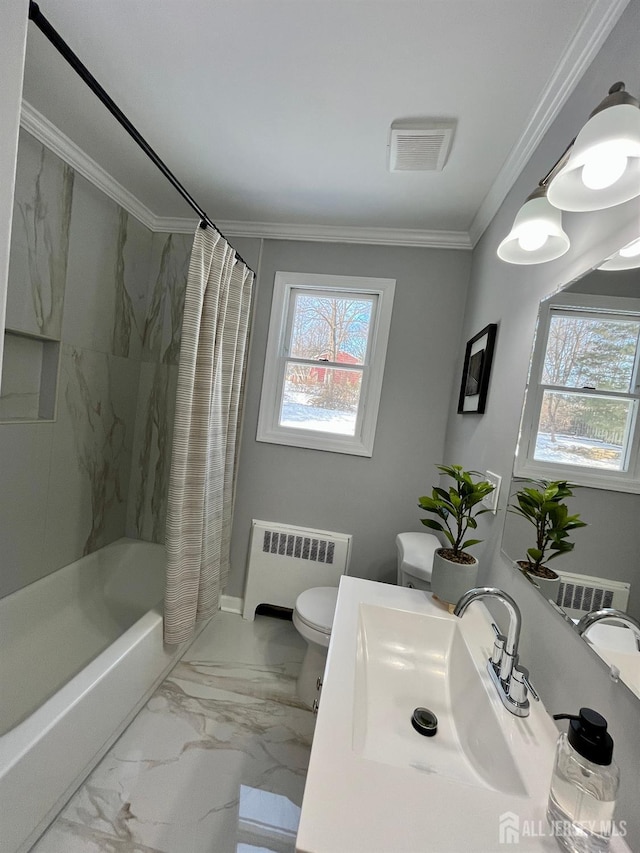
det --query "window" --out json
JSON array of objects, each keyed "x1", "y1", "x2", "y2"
[
  {"x1": 257, "y1": 272, "x2": 395, "y2": 456},
  {"x1": 516, "y1": 293, "x2": 640, "y2": 492}
]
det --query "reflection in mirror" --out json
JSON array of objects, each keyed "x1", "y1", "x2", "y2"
[
  {"x1": 502, "y1": 264, "x2": 640, "y2": 698},
  {"x1": 576, "y1": 609, "x2": 640, "y2": 697}
]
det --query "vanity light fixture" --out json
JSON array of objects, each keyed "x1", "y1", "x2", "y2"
[
  {"x1": 498, "y1": 82, "x2": 640, "y2": 266},
  {"x1": 598, "y1": 235, "x2": 640, "y2": 270},
  {"x1": 497, "y1": 185, "x2": 570, "y2": 265},
  {"x1": 547, "y1": 82, "x2": 640, "y2": 212}
]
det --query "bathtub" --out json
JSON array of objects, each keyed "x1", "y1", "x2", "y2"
[{"x1": 0, "y1": 537, "x2": 207, "y2": 853}]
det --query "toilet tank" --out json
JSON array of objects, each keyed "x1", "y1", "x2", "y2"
[{"x1": 396, "y1": 532, "x2": 440, "y2": 590}]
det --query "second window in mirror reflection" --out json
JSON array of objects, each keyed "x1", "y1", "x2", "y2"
[{"x1": 517, "y1": 294, "x2": 640, "y2": 491}]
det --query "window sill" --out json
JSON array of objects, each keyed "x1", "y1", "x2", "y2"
[
  {"x1": 256, "y1": 424, "x2": 373, "y2": 457},
  {"x1": 513, "y1": 459, "x2": 640, "y2": 494}
]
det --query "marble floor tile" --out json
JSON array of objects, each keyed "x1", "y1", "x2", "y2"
[
  {"x1": 183, "y1": 609, "x2": 308, "y2": 670},
  {"x1": 29, "y1": 819, "x2": 165, "y2": 853},
  {"x1": 31, "y1": 612, "x2": 313, "y2": 853}
]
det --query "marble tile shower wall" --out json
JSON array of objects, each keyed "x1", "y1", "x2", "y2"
[
  {"x1": 126, "y1": 229, "x2": 193, "y2": 544},
  {"x1": 0, "y1": 129, "x2": 192, "y2": 599}
]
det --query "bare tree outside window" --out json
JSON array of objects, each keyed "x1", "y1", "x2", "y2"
[
  {"x1": 257, "y1": 272, "x2": 395, "y2": 455},
  {"x1": 290, "y1": 295, "x2": 371, "y2": 363},
  {"x1": 283, "y1": 293, "x2": 374, "y2": 431},
  {"x1": 534, "y1": 312, "x2": 640, "y2": 469}
]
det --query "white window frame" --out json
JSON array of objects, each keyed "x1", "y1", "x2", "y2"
[
  {"x1": 515, "y1": 293, "x2": 640, "y2": 493},
  {"x1": 256, "y1": 271, "x2": 396, "y2": 456}
]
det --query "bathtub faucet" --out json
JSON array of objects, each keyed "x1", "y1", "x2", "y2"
[{"x1": 454, "y1": 587, "x2": 539, "y2": 717}]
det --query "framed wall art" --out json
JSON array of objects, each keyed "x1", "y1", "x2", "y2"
[{"x1": 457, "y1": 323, "x2": 497, "y2": 414}]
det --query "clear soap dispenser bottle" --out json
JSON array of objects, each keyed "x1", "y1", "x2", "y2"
[{"x1": 547, "y1": 708, "x2": 619, "y2": 853}]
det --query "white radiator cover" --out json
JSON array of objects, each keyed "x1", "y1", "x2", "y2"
[
  {"x1": 242, "y1": 520, "x2": 352, "y2": 621},
  {"x1": 554, "y1": 569, "x2": 630, "y2": 619}
]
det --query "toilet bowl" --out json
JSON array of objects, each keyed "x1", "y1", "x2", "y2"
[{"x1": 293, "y1": 586, "x2": 338, "y2": 709}]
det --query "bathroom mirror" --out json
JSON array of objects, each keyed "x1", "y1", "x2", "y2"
[{"x1": 501, "y1": 262, "x2": 640, "y2": 698}]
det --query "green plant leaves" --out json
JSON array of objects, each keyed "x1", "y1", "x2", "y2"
[
  {"x1": 418, "y1": 464, "x2": 495, "y2": 558},
  {"x1": 420, "y1": 518, "x2": 445, "y2": 533},
  {"x1": 509, "y1": 478, "x2": 586, "y2": 573}
]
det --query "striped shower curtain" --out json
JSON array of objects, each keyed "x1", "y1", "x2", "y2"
[{"x1": 164, "y1": 225, "x2": 254, "y2": 644}]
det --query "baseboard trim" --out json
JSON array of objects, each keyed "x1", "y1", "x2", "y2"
[{"x1": 220, "y1": 595, "x2": 243, "y2": 615}]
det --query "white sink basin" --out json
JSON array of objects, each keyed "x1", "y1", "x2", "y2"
[
  {"x1": 296, "y1": 578, "x2": 567, "y2": 853},
  {"x1": 353, "y1": 603, "x2": 526, "y2": 795},
  {"x1": 297, "y1": 579, "x2": 632, "y2": 852}
]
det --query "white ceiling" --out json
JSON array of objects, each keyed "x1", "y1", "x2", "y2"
[{"x1": 21, "y1": 0, "x2": 629, "y2": 242}]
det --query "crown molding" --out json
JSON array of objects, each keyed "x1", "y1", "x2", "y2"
[
  {"x1": 20, "y1": 100, "x2": 470, "y2": 249},
  {"x1": 20, "y1": 100, "x2": 158, "y2": 231},
  {"x1": 151, "y1": 216, "x2": 471, "y2": 249},
  {"x1": 468, "y1": 0, "x2": 631, "y2": 247},
  {"x1": 205, "y1": 220, "x2": 472, "y2": 249},
  {"x1": 145, "y1": 216, "x2": 198, "y2": 234}
]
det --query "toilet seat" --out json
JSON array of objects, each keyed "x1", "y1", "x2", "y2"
[{"x1": 294, "y1": 587, "x2": 338, "y2": 634}]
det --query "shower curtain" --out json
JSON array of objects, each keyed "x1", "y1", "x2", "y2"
[{"x1": 164, "y1": 225, "x2": 254, "y2": 644}]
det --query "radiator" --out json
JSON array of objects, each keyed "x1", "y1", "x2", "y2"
[
  {"x1": 242, "y1": 520, "x2": 352, "y2": 621},
  {"x1": 554, "y1": 570, "x2": 630, "y2": 619}
]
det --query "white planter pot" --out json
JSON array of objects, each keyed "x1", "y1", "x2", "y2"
[
  {"x1": 430, "y1": 548, "x2": 479, "y2": 607},
  {"x1": 516, "y1": 560, "x2": 561, "y2": 605},
  {"x1": 529, "y1": 571, "x2": 561, "y2": 605}
]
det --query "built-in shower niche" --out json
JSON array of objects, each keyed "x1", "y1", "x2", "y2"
[{"x1": 0, "y1": 330, "x2": 60, "y2": 422}]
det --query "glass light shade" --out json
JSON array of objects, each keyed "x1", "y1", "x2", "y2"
[
  {"x1": 497, "y1": 194, "x2": 570, "y2": 265},
  {"x1": 547, "y1": 103, "x2": 640, "y2": 211},
  {"x1": 599, "y1": 236, "x2": 640, "y2": 270}
]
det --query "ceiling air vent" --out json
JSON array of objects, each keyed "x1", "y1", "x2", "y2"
[{"x1": 388, "y1": 119, "x2": 456, "y2": 172}]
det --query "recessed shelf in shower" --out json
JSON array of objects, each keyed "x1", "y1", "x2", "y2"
[{"x1": 0, "y1": 328, "x2": 60, "y2": 422}]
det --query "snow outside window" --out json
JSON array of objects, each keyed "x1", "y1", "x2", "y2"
[
  {"x1": 257, "y1": 272, "x2": 395, "y2": 456},
  {"x1": 515, "y1": 293, "x2": 640, "y2": 493}
]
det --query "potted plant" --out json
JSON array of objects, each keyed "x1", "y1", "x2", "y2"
[
  {"x1": 508, "y1": 479, "x2": 587, "y2": 603},
  {"x1": 418, "y1": 464, "x2": 496, "y2": 607}
]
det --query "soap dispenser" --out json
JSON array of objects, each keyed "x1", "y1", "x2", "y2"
[{"x1": 547, "y1": 708, "x2": 619, "y2": 853}]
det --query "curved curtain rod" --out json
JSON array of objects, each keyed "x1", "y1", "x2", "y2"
[{"x1": 28, "y1": 1, "x2": 254, "y2": 274}]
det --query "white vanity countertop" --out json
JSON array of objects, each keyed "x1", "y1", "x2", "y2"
[{"x1": 296, "y1": 577, "x2": 631, "y2": 853}]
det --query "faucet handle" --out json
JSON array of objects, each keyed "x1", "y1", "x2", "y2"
[
  {"x1": 490, "y1": 623, "x2": 506, "y2": 673},
  {"x1": 509, "y1": 664, "x2": 539, "y2": 705}
]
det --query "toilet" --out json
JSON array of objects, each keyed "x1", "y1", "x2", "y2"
[
  {"x1": 292, "y1": 586, "x2": 339, "y2": 708},
  {"x1": 396, "y1": 531, "x2": 440, "y2": 590},
  {"x1": 292, "y1": 531, "x2": 440, "y2": 709}
]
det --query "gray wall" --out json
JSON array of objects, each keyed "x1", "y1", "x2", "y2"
[
  {"x1": 229, "y1": 238, "x2": 471, "y2": 598},
  {"x1": 442, "y1": 1, "x2": 640, "y2": 846}
]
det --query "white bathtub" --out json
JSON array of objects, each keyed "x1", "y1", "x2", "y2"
[{"x1": 0, "y1": 537, "x2": 206, "y2": 853}]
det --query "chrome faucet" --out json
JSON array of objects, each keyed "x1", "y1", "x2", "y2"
[
  {"x1": 576, "y1": 608, "x2": 640, "y2": 648},
  {"x1": 454, "y1": 587, "x2": 539, "y2": 717}
]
